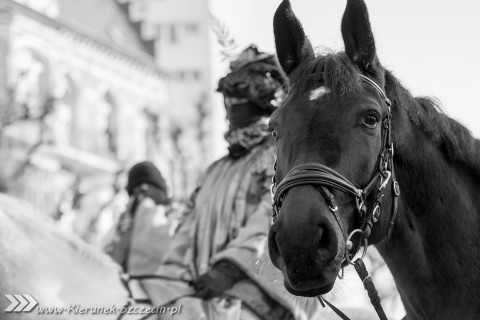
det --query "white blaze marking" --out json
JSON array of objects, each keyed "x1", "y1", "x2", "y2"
[{"x1": 309, "y1": 86, "x2": 331, "y2": 101}]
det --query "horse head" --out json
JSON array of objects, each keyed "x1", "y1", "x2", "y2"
[{"x1": 268, "y1": 0, "x2": 398, "y2": 297}]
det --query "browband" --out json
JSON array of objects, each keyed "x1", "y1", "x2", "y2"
[{"x1": 359, "y1": 74, "x2": 391, "y2": 107}]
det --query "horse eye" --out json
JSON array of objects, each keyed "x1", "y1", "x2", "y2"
[
  {"x1": 271, "y1": 129, "x2": 279, "y2": 140},
  {"x1": 363, "y1": 115, "x2": 378, "y2": 128}
]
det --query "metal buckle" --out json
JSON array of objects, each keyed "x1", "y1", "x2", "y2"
[
  {"x1": 379, "y1": 171, "x2": 391, "y2": 191},
  {"x1": 393, "y1": 181, "x2": 400, "y2": 197},
  {"x1": 372, "y1": 204, "x2": 381, "y2": 223},
  {"x1": 345, "y1": 229, "x2": 368, "y2": 265},
  {"x1": 355, "y1": 197, "x2": 364, "y2": 213}
]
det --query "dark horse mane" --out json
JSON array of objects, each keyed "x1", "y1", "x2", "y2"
[
  {"x1": 384, "y1": 71, "x2": 480, "y2": 180},
  {"x1": 286, "y1": 50, "x2": 480, "y2": 180}
]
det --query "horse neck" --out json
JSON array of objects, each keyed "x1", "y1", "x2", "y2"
[{"x1": 377, "y1": 103, "x2": 480, "y2": 320}]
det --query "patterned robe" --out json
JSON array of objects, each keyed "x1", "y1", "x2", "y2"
[{"x1": 138, "y1": 140, "x2": 320, "y2": 320}]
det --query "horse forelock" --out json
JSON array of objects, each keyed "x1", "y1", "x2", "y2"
[{"x1": 288, "y1": 50, "x2": 363, "y2": 98}]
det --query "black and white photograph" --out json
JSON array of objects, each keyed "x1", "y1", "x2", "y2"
[{"x1": 0, "y1": 0, "x2": 479, "y2": 319}]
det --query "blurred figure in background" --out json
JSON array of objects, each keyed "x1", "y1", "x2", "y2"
[
  {"x1": 104, "y1": 161, "x2": 175, "y2": 275},
  {"x1": 136, "y1": 46, "x2": 316, "y2": 320}
]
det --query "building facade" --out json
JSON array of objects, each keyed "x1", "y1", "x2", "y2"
[
  {"x1": 0, "y1": 0, "x2": 173, "y2": 241},
  {"x1": 123, "y1": 0, "x2": 216, "y2": 196}
]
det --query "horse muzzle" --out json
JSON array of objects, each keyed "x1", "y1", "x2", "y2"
[{"x1": 268, "y1": 185, "x2": 347, "y2": 295}]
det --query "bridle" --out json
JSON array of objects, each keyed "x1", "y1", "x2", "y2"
[
  {"x1": 270, "y1": 74, "x2": 400, "y2": 256},
  {"x1": 269, "y1": 74, "x2": 401, "y2": 320}
]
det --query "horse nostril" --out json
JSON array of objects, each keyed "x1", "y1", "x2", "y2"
[{"x1": 316, "y1": 223, "x2": 337, "y2": 261}]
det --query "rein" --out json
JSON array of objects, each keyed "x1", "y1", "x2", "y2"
[{"x1": 270, "y1": 74, "x2": 400, "y2": 320}]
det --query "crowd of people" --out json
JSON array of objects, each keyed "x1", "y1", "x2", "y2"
[{"x1": 102, "y1": 45, "x2": 320, "y2": 320}]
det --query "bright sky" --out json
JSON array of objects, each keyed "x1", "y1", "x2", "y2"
[{"x1": 210, "y1": 0, "x2": 480, "y2": 141}]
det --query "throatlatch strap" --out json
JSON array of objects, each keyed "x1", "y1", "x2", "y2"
[
  {"x1": 319, "y1": 297, "x2": 352, "y2": 320},
  {"x1": 354, "y1": 259, "x2": 389, "y2": 320}
]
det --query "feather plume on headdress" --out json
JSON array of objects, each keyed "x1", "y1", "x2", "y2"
[
  {"x1": 210, "y1": 14, "x2": 238, "y2": 62},
  {"x1": 210, "y1": 15, "x2": 287, "y2": 115}
]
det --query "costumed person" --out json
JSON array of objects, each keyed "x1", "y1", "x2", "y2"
[
  {"x1": 104, "y1": 161, "x2": 175, "y2": 276},
  {"x1": 134, "y1": 46, "x2": 319, "y2": 320}
]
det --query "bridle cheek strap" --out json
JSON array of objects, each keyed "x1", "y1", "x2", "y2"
[{"x1": 386, "y1": 165, "x2": 401, "y2": 238}]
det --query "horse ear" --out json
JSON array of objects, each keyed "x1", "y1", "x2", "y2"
[
  {"x1": 341, "y1": 0, "x2": 377, "y2": 71},
  {"x1": 273, "y1": 0, "x2": 314, "y2": 76}
]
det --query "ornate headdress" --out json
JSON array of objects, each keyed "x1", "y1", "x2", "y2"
[{"x1": 217, "y1": 45, "x2": 287, "y2": 115}]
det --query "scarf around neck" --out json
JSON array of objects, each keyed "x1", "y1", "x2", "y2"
[{"x1": 224, "y1": 120, "x2": 270, "y2": 158}]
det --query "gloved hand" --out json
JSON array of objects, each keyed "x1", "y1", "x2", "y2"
[{"x1": 192, "y1": 260, "x2": 247, "y2": 299}]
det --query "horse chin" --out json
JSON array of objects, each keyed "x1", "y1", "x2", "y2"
[
  {"x1": 278, "y1": 250, "x2": 346, "y2": 297},
  {"x1": 284, "y1": 280, "x2": 336, "y2": 297},
  {"x1": 283, "y1": 264, "x2": 337, "y2": 297}
]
